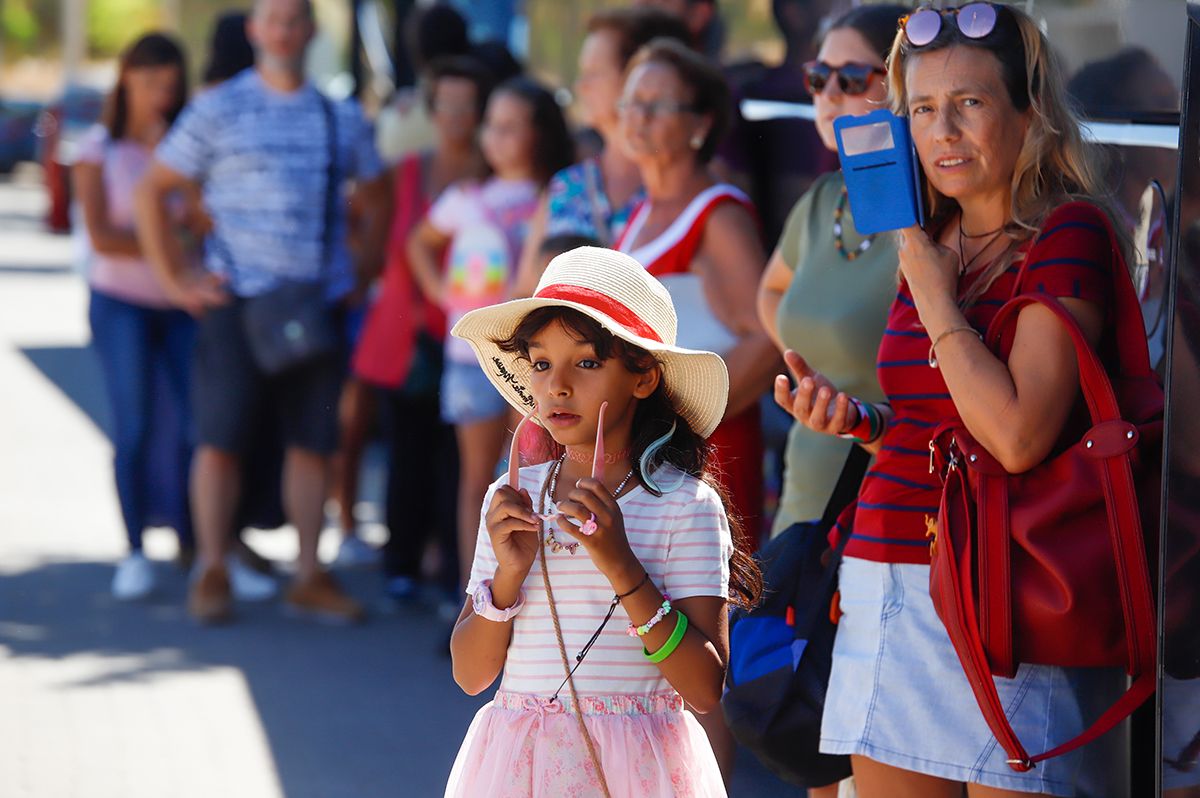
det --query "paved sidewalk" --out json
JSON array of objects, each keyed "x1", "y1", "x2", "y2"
[{"x1": 0, "y1": 171, "x2": 804, "y2": 798}]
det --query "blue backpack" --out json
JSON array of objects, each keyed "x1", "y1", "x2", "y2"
[{"x1": 722, "y1": 446, "x2": 869, "y2": 789}]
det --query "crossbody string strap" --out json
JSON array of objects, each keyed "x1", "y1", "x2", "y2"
[{"x1": 536, "y1": 469, "x2": 613, "y2": 798}]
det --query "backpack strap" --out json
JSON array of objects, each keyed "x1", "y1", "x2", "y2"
[{"x1": 788, "y1": 445, "x2": 871, "y2": 636}]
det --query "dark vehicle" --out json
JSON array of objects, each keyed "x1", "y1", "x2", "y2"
[{"x1": 0, "y1": 98, "x2": 42, "y2": 173}]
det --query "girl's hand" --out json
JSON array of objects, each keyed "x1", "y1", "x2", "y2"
[
  {"x1": 773, "y1": 349, "x2": 857, "y2": 436},
  {"x1": 553, "y1": 478, "x2": 640, "y2": 586},
  {"x1": 484, "y1": 486, "x2": 541, "y2": 578},
  {"x1": 898, "y1": 225, "x2": 960, "y2": 306}
]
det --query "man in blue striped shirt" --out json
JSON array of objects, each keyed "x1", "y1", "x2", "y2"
[{"x1": 135, "y1": 0, "x2": 389, "y2": 625}]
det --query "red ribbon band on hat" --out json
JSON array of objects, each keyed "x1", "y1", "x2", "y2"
[{"x1": 535, "y1": 284, "x2": 663, "y2": 343}]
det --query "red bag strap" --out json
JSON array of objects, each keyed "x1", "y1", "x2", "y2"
[
  {"x1": 937, "y1": 292, "x2": 1156, "y2": 770},
  {"x1": 936, "y1": 482, "x2": 1155, "y2": 771},
  {"x1": 986, "y1": 295, "x2": 1121, "y2": 423},
  {"x1": 986, "y1": 293, "x2": 1156, "y2": 675}
]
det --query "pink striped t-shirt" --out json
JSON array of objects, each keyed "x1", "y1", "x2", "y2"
[{"x1": 467, "y1": 461, "x2": 733, "y2": 698}]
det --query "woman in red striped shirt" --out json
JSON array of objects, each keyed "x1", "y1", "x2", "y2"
[{"x1": 775, "y1": 4, "x2": 1133, "y2": 796}]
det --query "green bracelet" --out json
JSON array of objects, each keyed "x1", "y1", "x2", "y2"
[{"x1": 643, "y1": 610, "x2": 688, "y2": 664}]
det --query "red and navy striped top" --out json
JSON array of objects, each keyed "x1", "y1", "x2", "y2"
[{"x1": 841, "y1": 201, "x2": 1117, "y2": 564}]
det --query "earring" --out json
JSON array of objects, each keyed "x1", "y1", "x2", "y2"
[{"x1": 690, "y1": 134, "x2": 704, "y2": 150}]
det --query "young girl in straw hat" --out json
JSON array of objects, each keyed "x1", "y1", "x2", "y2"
[{"x1": 445, "y1": 246, "x2": 761, "y2": 797}]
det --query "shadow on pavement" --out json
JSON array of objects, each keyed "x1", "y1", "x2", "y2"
[
  {"x1": 20, "y1": 345, "x2": 112, "y2": 436},
  {"x1": 0, "y1": 556, "x2": 805, "y2": 797},
  {"x1": 0, "y1": 559, "x2": 487, "y2": 798}
]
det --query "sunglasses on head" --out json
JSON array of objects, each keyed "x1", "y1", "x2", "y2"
[
  {"x1": 802, "y1": 60, "x2": 886, "y2": 97},
  {"x1": 900, "y1": 2, "x2": 999, "y2": 48}
]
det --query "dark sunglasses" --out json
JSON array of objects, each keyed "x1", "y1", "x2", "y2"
[
  {"x1": 900, "y1": 2, "x2": 999, "y2": 47},
  {"x1": 802, "y1": 60, "x2": 886, "y2": 97}
]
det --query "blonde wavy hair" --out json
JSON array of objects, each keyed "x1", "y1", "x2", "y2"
[{"x1": 886, "y1": 3, "x2": 1130, "y2": 305}]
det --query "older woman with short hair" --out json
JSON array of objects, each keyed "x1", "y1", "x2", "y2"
[
  {"x1": 615, "y1": 37, "x2": 777, "y2": 550},
  {"x1": 776, "y1": 4, "x2": 1139, "y2": 796}
]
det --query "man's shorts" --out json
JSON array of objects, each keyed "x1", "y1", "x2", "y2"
[{"x1": 193, "y1": 300, "x2": 345, "y2": 455}]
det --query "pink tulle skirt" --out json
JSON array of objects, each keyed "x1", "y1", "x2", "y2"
[{"x1": 444, "y1": 691, "x2": 727, "y2": 798}]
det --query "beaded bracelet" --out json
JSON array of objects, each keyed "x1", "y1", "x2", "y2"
[
  {"x1": 644, "y1": 610, "x2": 688, "y2": 664},
  {"x1": 839, "y1": 397, "x2": 884, "y2": 444},
  {"x1": 627, "y1": 594, "x2": 672, "y2": 637}
]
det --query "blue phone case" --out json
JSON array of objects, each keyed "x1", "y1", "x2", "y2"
[{"x1": 833, "y1": 109, "x2": 925, "y2": 235}]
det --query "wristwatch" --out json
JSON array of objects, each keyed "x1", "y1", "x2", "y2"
[{"x1": 472, "y1": 580, "x2": 526, "y2": 622}]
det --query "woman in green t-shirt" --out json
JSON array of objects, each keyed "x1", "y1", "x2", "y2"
[{"x1": 757, "y1": 4, "x2": 908, "y2": 544}]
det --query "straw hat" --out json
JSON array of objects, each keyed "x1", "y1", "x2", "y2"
[{"x1": 450, "y1": 246, "x2": 729, "y2": 438}]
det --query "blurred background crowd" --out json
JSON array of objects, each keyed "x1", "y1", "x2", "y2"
[
  {"x1": 0, "y1": 1, "x2": 1189, "y2": 793},
  {"x1": 0, "y1": 0, "x2": 1178, "y2": 610}
]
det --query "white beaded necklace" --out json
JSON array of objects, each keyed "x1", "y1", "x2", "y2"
[{"x1": 543, "y1": 455, "x2": 636, "y2": 555}]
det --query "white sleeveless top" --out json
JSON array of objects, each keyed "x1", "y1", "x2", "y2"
[{"x1": 615, "y1": 184, "x2": 752, "y2": 356}]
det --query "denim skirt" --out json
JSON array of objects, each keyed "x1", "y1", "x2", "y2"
[{"x1": 819, "y1": 556, "x2": 1118, "y2": 796}]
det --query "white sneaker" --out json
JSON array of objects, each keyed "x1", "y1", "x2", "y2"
[
  {"x1": 226, "y1": 555, "x2": 278, "y2": 602},
  {"x1": 112, "y1": 553, "x2": 156, "y2": 601},
  {"x1": 333, "y1": 535, "x2": 382, "y2": 569}
]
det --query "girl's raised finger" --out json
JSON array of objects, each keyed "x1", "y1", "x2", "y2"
[
  {"x1": 493, "y1": 514, "x2": 540, "y2": 535},
  {"x1": 570, "y1": 478, "x2": 617, "y2": 511},
  {"x1": 553, "y1": 515, "x2": 586, "y2": 542},
  {"x1": 489, "y1": 496, "x2": 538, "y2": 526},
  {"x1": 554, "y1": 498, "x2": 591, "y2": 525}
]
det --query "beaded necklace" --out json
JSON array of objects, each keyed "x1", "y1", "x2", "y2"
[
  {"x1": 543, "y1": 454, "x2": 636, "y2": 555},
  {"x1": 833, "y1": 186, "x2": 875, "y2": 261}
]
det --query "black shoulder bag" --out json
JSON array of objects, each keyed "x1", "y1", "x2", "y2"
[
  {"x1": 722, "y1": 444, "x2": 870, "y2": 788},
  {"x1": 241, "y1": 91, "x2": 341, "y2": 375}
]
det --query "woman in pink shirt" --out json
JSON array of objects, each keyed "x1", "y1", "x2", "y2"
[{"x1": 74, "y1": 33, "x2": 200, "y2": 601}]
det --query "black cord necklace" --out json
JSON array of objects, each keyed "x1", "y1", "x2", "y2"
[
  {"x1": 959, "y1": 221, "x2": 1005, "y2": 238},
  {"x1": 957, "y1": 220, "x2": 1005, "y2": 275}
]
